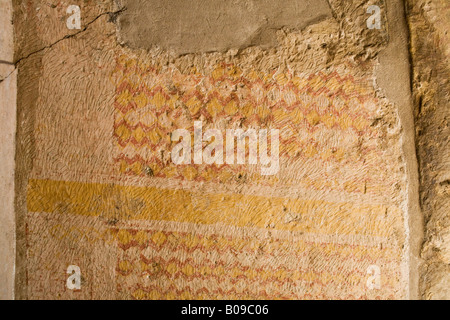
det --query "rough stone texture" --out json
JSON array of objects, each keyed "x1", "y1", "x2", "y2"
[
  {"x1": 0, "y1": 0, "x2": 16, "y2": 300},
  {"x1": 117, "y1": 0, "x2": 332, "y2": 55},
  {"x1": 6, "y1": 0, "x2": 433, "y2": 300},
  {"x1": 376, "y1": 0, "x2": 423, "y2": 300},
  {"x1": 406, "y1": 0, "x2": 450, "y2": 300}
]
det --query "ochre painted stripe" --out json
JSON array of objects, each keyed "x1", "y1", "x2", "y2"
[{"x1": 27, "y1": 179, "x2": 401, "y2": 237}]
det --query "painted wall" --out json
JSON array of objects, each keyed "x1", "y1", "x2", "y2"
[{"x1": 1, "y1": 0, "x2": 446, "y2": 299}]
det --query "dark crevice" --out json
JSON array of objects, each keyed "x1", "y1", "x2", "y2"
[{"x1": 0, "y1": 60, "x2": 15, "y2": 65}]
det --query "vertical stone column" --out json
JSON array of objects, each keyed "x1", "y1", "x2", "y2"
[
  {"x1": 0, "y1": 0, "x2": 16, "y2": 300},
  {"x1": 406, "y1": 0, "x2": 450, "y2": 300},
  {"x1": 377, "y1": 0, "x2": 423, "y2": 300}
]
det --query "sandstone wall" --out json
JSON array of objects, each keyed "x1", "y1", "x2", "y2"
[
  {"x1": 0, "y1": 0, "x2": 17, "y2": 300},
  {"x1": 0, "y1": 0, "x2": 16, "y2": 300},
  {"x1": 406, "y1": 0, "x2": 450, "y2": 299},
  {"x1": 2, "y1": 0, "x2": 445, "y2": 300}
]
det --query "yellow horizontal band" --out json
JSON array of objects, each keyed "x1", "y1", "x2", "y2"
[{"x1": 27, "y1": 179, "x2": 400, "y2": 237}]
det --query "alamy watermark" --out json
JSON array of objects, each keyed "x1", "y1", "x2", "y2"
[
  {"x1": 66, "y1": 265, "x2": 81, "y2": 290},
  {"x1": 367, "y1": 5, "x2": 381, "y2": 30},
  {"x1": 366, "y1": 265, "x2": 381, "y2": 290},
  {"x1": 66, "y1": 5, "x2": 81, "y2": 30},
  {"x1": 171, "y1": 122, "x2": 280, "y2": 176}
]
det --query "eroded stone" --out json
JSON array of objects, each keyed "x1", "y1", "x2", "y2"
[{"x1": 117, "y1": 0, "x2": 332, "y2": 55}]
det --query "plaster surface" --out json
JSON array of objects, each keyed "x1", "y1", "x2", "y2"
[
  {"x1": 117, "y1": 0, "x2": 332, "y2": 55},
  {"x1": 4, "y1": 0, "x2": 448, "y2": 300},
  {"x1": 0, "y1": 0, "x2": 16, "y2": 301}
]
